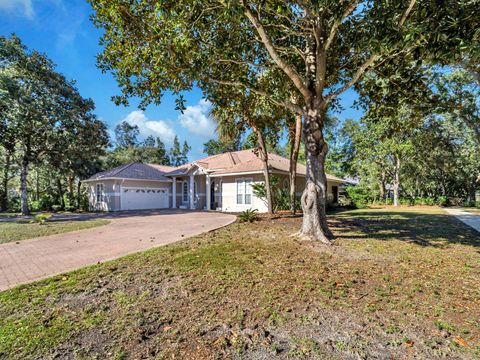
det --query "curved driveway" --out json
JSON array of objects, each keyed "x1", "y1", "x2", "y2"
[{"x1": 0, "y1": 210, "x2": 236, "y2": 291}]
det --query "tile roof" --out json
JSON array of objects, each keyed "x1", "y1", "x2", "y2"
[
  {"x1": 86, "y1": 163, "x2": 172, "y2": 181},
  {"x1": 86, "y1": 150, "x2": 347, "y2": 183},
  {"x1": 163, "y1": 149, "x2": 346, "y2": 182}
]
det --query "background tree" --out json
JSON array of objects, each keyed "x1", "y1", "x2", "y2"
[{"x1": 114, "y1": 121, "x2": 139, "y2": 148}]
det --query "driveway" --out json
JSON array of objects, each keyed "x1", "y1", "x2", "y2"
[
  {"x1": 0, "y1": 210, "x2": 236, "y2": 291},
  {"x1": 444, "y1": 208, "x2": 480, "y2": 233}
]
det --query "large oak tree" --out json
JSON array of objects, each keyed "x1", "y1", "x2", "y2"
[{"x1": 90, "y1": 0, "x2": 477, "y2": 243}]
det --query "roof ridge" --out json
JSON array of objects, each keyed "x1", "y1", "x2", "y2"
[{"x1": 110, "y1": 162, "x2": 136, "y2": 177}]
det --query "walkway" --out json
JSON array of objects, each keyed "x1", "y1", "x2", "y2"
[{"x1": 0, "y1": 210, "x2": 236, "y2": 291}]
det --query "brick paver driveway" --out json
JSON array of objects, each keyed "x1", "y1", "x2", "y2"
[{"x1": 0, "y1": 210, "x2": 236, "y2": 291}]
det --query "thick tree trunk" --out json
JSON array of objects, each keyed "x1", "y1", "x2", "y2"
[
  {"x1": 393, "y1": 155, "x2": 401, "y2": 207},
  {"x1": 298, "y1": 106, "x2": 333, "y2": 244},
  {"x1": 20, "y1": 156, "x2": 30, "y2": 215},
  {"x1": 1, "y1": 153, "x2": 11, "y2": 211},
  {"x1": 289, "y1": 114, "x2": 302, "y2": 214},
  {"x1": 252, "y1": 125, "x2": 273, "y2": 214}
]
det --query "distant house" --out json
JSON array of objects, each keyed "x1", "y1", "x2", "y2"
[{"x1": 83, "y1": 149, "x2": 347, "y2": 212}]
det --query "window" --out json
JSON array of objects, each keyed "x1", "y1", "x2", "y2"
[
  {"x1": 283, "y1": 178, "x2": 289, "y2": 190},
  {"x1": 96, "y1": 183, "x2": 104, "y2": 202},
  {"x1": 182, "y1": 182, "x2": 188, "y2": 202},
  {"x1": 236, "y1": 178, "x2": 252, "y2": 205}
]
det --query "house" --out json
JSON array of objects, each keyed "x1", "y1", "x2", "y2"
[{"x1": 83, "y1": 149, "x2": 347, "y2": 212}]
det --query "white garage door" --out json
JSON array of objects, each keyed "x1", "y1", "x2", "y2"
[{"x1": 121, "y1": 187, "x2": 169, "y2": 210}]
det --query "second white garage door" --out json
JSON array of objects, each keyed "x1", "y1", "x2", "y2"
[{"x1": 121, "y1": 187, "x2": 169, "y2": 210}]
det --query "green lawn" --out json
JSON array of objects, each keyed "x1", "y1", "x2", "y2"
[
  {"x1": 0, "y1": 219, "x2": 110, "y2": 244},
  {"x1": 462, "y1": 207, "x2": 480, "y2": 214},
  {"x1": 0, "y1": 207, "x2": 479, "y2": 359}
]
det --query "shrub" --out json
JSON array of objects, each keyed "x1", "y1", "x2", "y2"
[
  {"x1": 252, "y1": 176, "x2": 301, "y2": 212},
  {"x1": 51, "y1": 205, "x2": 62, "y2": 212},
  {"x1": 346, "y1": 185, "x2": 375, "y2": 208},
  {"x1": 238, "y1": 208, "x2": 258, "y2": 222},
  {"x1": 30, "y1": 213, "x2": 52, "y2": 225}
]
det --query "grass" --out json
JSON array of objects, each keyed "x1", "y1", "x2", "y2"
[
  {"x1": 0, "y1": 207, "x2": 479, "y2": 359},
  {"x1": 461, "y1": 207, "x2": 480, "y2": 214},
  {"x1": 0, "y1": 219, "x2": 110, "y2": 244}
]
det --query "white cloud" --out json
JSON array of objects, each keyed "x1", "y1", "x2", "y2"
[
  {"x1": 121, "y1": 110, "x2": 176, "y2": 145},
  {"x1": 0, "y1": 0, "x2": 34, "y2": 18},
  {"x1": 179, "y1": 99, "x2": 216, "y2": 138}
]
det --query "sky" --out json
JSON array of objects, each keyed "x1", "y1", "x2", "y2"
[{"x1": 0, "y1": 0, "x2": 362, "y2": 160}]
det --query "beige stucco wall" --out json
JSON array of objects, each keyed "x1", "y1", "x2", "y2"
[{"x1": 218, "y1": 173, "x2": 342, "y2": 213}]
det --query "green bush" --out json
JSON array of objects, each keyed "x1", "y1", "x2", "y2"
[
  {"x1": 51, "y1": 205, "x2": 62, "y2": 212},
  {"x1": 251, "y1": 176, "x2": 301, "y2": 212},
  {"x1": 30, "y1": 213, "x2": 52, "y2": 225},
  {"x1": 238, "y1": 208, "x2": 258, "y2": 222},
  {"x1": 346, "y1": 186, "x2": 375, "y2": 208}
]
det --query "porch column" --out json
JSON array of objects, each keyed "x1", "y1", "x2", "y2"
[
  {"x1": 172, "y1": 177, "x2": 176, "y2": 208},
  {"x1": 189, "y1": 174, "x2": 195, "y2": 209},
  {"x1": 206, "y1": 175, "x2": 211, "y2": 211}
]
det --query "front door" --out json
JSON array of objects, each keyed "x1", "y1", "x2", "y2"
[
  {"x1": 332, "y1": 186, "x2": 339, "y2": 203},
  {"x1": 210, "y1": 181, "x2": 215, "y2": 210}
]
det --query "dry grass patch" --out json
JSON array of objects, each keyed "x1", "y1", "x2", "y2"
[{"x1": 0, "y1": 207, "x2": 479, "y2": 359}]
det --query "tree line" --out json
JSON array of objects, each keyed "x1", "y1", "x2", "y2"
[{"x1": 0, "y1": 35, "x2": 191, "y2": 215}]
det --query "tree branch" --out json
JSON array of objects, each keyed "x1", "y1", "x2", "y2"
[
  {"x1": 210, "y1": 78, "x2": 303, "y2": 114},
  {"x1": 324, "y1": 0, "x2": 360, "y2": 51},
  {"x1": 242, "y1": 4, "x2": 310, "y2": 100},
  {"x1": 398, "y1": 0, "x2": 417, "y2": 27},
  {"x1": 323, "y1": 54, "x2": 379, "y2": 105}
]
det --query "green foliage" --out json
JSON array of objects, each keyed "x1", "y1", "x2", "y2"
[
  {"x1": 346, "y1": 186, "x2": 376, "y2": 208},
  {"x1": 252, "y1": 176, "x2": 300, "y2": 211},
  {"x1": 30, "y1": 195, "x2": 55, "y2": 212},
  {"x1": 238, "y1": 208, "x2": 258, "y2": 223},
  {"x1": 30, "y1": 213, "x2": 52, "y2": 225}
]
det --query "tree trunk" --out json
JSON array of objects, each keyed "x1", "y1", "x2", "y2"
[
  {"x1": 76, "y1": 180, "x2": 82, "y2": 209},
  {"x1": 393, "y1": 155, "x2": 401, "y2": 207},
  {"x1": 35, "y1": 169, "x2": 40, "y2": 201},
  {"x1": 20, "y1": 156, "x2": 30, "y2": 215},
  {"x1": 289, "y1": 114, "x2": 302, "y2": 214},
  {"x1": 1, "y1": 153, "x2": 11, "y2": 211},
  {"x1": 252, "y1": 125, "x2": 273, "y2": 214},
  {"x1": 57, "y1": 178, "x2": 65, "y2": 210},
  {"x1": 379, "y1": 170, "x2": 386, "y2": 203},
  {"x1": 298, "y1": 106, "x2": 333, "y2": 244}
]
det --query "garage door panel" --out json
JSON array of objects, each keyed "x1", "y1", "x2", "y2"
[{"x1": 122, "y1": 187, "x2": 169, "y2": 210}]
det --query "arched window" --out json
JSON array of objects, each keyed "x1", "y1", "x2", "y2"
[
  {"x1": 182, "y1": 181, "x2": 188, "y2": 202},
  {"x1": 283, "y1": 178, "x2": 289, "y2": 190}
]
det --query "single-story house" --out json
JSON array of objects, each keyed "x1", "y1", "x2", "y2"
[{"x1": 83, "y1": 149, "x2": 347, "y2": 212}]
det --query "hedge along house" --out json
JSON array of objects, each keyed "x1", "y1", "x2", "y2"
[{"x1": 84, "y1": 149, "x2": 347, "y2": 212}]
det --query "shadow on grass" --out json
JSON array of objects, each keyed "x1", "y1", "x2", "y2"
[{"x1": 332, "y1": 210, "x2": 480, "y2": 248}]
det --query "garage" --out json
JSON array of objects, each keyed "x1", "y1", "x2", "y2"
[{"x1": 121, "y1": 187, "x2": 169, "y2": 210}]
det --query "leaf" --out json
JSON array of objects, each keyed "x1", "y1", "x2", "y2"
[{"x1": 453, "y1": 336, "x2": 469, "y2": 347}]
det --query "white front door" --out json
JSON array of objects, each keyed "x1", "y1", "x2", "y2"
[{"x1": 121, "y1": 187, "x2": 169, "y2": 210}]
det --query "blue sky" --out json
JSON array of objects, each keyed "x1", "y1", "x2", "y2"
[{"x1": 0, "y1": 0, "x2": 362, "y2": 160}]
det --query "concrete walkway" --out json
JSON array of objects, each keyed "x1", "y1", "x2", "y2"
[
  {"x1": 0, "y1": 210, "x2": 236, "y2": 291},
  {"x1": 444, "y1": 208, "x2": 480, "y2": 233}
]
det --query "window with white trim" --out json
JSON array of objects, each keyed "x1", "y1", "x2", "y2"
[
  {"x1": 236, "y1": 178, "x2": 252, "y2": 205},
  {"x1": 182, "y1": 181, "x2": 188, "y2": 202},
  {"x1": 96, "y1": 183, "x2": 104, "y2": 202}
]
